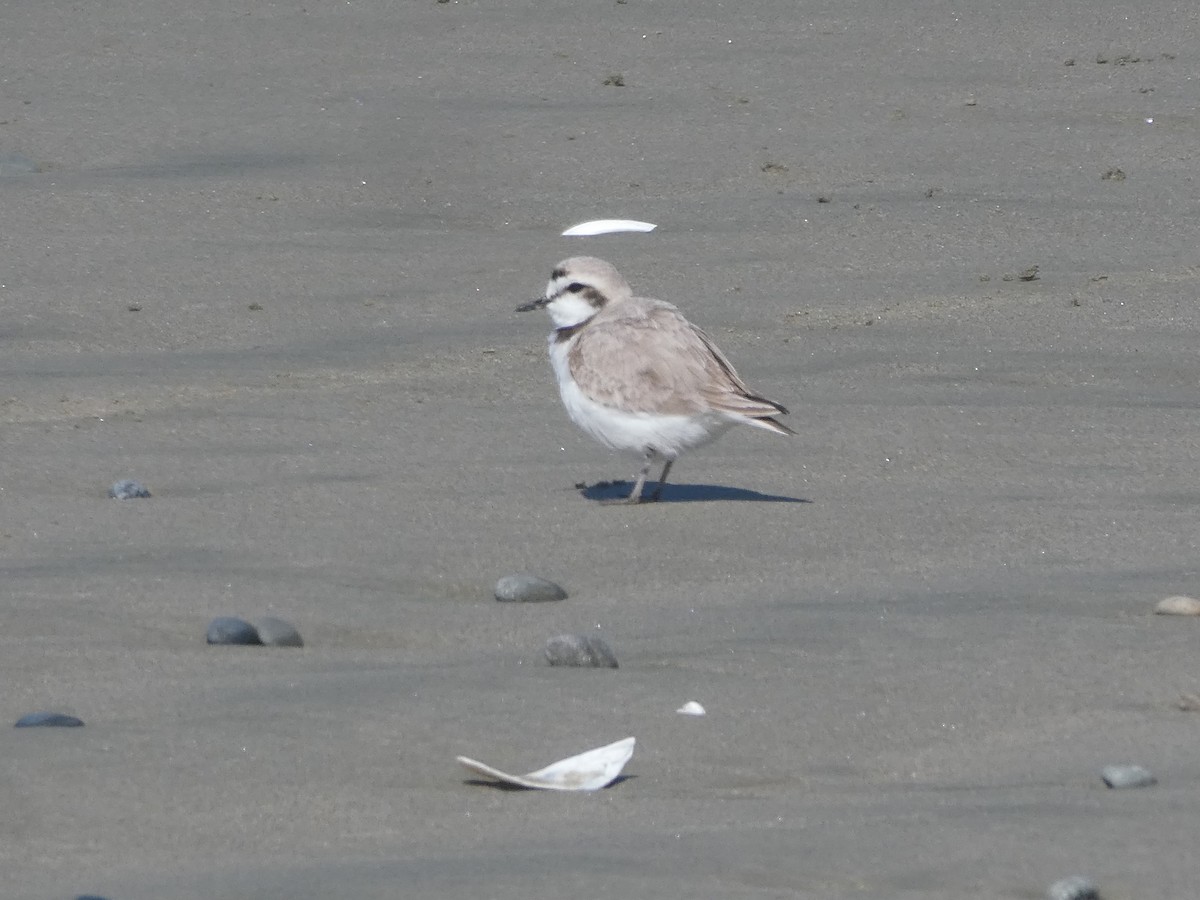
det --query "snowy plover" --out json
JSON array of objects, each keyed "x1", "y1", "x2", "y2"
[{"x1": 517, "y1": 256, "x2": 793, "y2": 504}]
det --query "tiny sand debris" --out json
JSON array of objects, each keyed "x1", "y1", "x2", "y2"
[{"x1": 676, "y1": 701, "x2": 706, "y2": 716}]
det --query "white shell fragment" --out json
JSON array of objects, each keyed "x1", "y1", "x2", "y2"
[
  {"x1": 1155, "y1": 595, "x2": 1200, "y2": 615},
  {"x1": 561, "y1": 219, "x2": 657, "y2": 237},
  {"x1": 457, "y1": 736, "x2": 635, "y2": 792},
  {"x1": 676, "y1": 701, "x2": 706, "y2": 716}
]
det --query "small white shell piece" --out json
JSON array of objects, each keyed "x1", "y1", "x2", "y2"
[
  {"x1": 676, "y1": 701, "x2": 706, "y2": 716},
  {"x1": 561, "y1": 219, "x2": 657, "y2": 237},
  {"x1": 1155, "y1": 595, "x2": 1200, "y2": 615},
  {"x1": 457, "y1": 736, "x2": 635, "y2": 791}
]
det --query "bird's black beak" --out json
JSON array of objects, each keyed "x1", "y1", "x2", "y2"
[{"x1": 516, "y1": 297, "x2": 548, "y2": 313}]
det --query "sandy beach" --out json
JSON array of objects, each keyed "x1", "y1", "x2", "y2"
[{"x1": 3, "y1": 2, "x2": 1200, "y2": 897}]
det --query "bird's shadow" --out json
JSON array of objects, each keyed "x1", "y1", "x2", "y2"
[{"x1": 577, "y1": 480, "x2": 810, "y2": 504}]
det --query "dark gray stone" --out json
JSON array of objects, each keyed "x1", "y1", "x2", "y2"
[
  {"x1": 1047, "y1": 875, "x2": 1100, "y2": 900},
  {"x1": 255, "y1": 617, "x2": 304, "y2": 647},
  {"x1": 206, "y1": 617, "x2": 262, "y2": 645},
  {"x1": 544, "y1": 634, "x2": 618, "y2": 668},
  {"x1": 1101, "y1": 764, "x2": 1156, "y2": 789},
  {"x1": 108, "y1": 479, "x2": 151, "y2": 499},
  {"x1": 494, "y1": 574, "x2": 568, "y2": 603},
  {"x1": 15, "y1": 712, "x2": 84, "y2": 728}
]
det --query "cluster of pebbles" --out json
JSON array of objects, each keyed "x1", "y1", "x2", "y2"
[
  {"x1": 206, "y1": 616, "x2": 304, "y2": 647},
  {"x1": 22, "y1": 482, "x2": 1197, "y2": 897},
  {"x1": 494, "y1": 573, "x2": 619, "y2": 668}
]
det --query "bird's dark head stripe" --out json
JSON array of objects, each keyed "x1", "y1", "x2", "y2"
[{"x1": 551, "y1": 267, "x2": 566, "y2": 280}]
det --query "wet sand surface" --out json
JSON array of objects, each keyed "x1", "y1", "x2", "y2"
[{"x1": 3, "y1": 2, "x2": 1200, "y2": 897}]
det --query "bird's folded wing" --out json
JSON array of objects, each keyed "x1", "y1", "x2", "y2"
[{"x1": 569, "y1": 307, "x2": 784, "y2": 419}]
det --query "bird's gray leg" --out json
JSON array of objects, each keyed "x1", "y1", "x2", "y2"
[
  {"x1": 600, "y1": 451, "x2": 655, "y2": 505},
  {"x1": 647, "y1": 460, "x2": 673, "y2": 502}
]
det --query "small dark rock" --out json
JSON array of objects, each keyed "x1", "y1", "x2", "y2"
[
  {"x1": 544, "y1": 634, "x2": 619, "y2": 668},
  {"x1": 494, "y1": 574, "x2": 568, "y2": 603},
  {"x1": 255, "y1": 617, "x2": 304, "y2": 647},
  {"x1": 108, "y1": 479, "x2": 151, "y2": 499},
  {"x1": 15, "y1": 712, "x2": 85, "y2": 728},
  {"x1": 206, "y1": 617, "x2": 263, "y2": 646},
  {"x1": 1047, "y1": 875, "x2": 1100, "y2": 900},
  {"x1": 1101, "y1": 764, "x2": 1156, "y2": 789}
]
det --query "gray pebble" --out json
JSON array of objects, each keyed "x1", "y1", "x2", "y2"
[
  {"x1": 544, "y1": 634, "x2": 618, "y2": 668},
  {"x1": 15, "y1": 712, "x2": 84, "y2": 728},
  {"x1": 206, "y1": 616, "x2": 262, "y2": 646},
  {"x1": 1101, "y1": 764, "x2": 1156, "y2": 789},
  {"x1": 108, "y1": 479, "x2": 151, "y2": 499},
  {"x1": 494, "y1": 574, "x2": 567, "y2": 603},
  {"x1": 255, "y1": 617, "x2": 304, "y2": 647},
  {"x1": 1047, "y1": 875, "x2": 1100, "y2": 900}
]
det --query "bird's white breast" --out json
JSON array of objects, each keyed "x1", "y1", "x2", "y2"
[{"x1": 547, "y1": 332, "x2": 733, "y2": 459}]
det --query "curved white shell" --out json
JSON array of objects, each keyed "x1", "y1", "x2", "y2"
[
  {"x1": 676, "y1": 701, "x2": 706, "y2": 716},
  {"x1": 457, "y1": 736, "x2": 634, "y2": 791},
  {"x1": 561, "y1": 219, "x2": 657, "y2": 237}
]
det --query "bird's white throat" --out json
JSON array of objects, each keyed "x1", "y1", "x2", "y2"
[{"x1": 545, "y1": 293, "x2": 599, "y2": 329}]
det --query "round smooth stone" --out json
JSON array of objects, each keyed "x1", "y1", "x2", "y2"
[
  {"x1": 255, "y1": 617, "x2": 304, "y2": 647},
  {"x1": 1154, "y1": 595, "x2": 1200, "y2": 615},
  {"x1": 544, "y1": 634, "x2": 618, "y2": 668},
  {"x1": 494, "y1": 574, "x2": 567, "y2": 603},
  {"x1": 1047, "y1": 875, "x2": 1100, "y2": 900},
  {"x1": 1101, "y1": 764, "x2": 1156, "y2": 789},
  {"x1": 206, "y1": 617, "x2": 262, "y2": 645},
  {"x1": 15, "y1": 712, "x2": 84, "y2": 728},
  {"x1": 108, "y1": 479, "x2": 152, "y2": 499}
]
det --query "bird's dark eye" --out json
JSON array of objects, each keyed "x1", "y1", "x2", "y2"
[{"x1": 565, "y1": 282, "x2": 587, "y2": 293}]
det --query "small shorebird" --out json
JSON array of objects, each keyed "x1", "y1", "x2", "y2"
[{"x1": 517, "y1": 256, "x2": 792, "y2": 503}]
